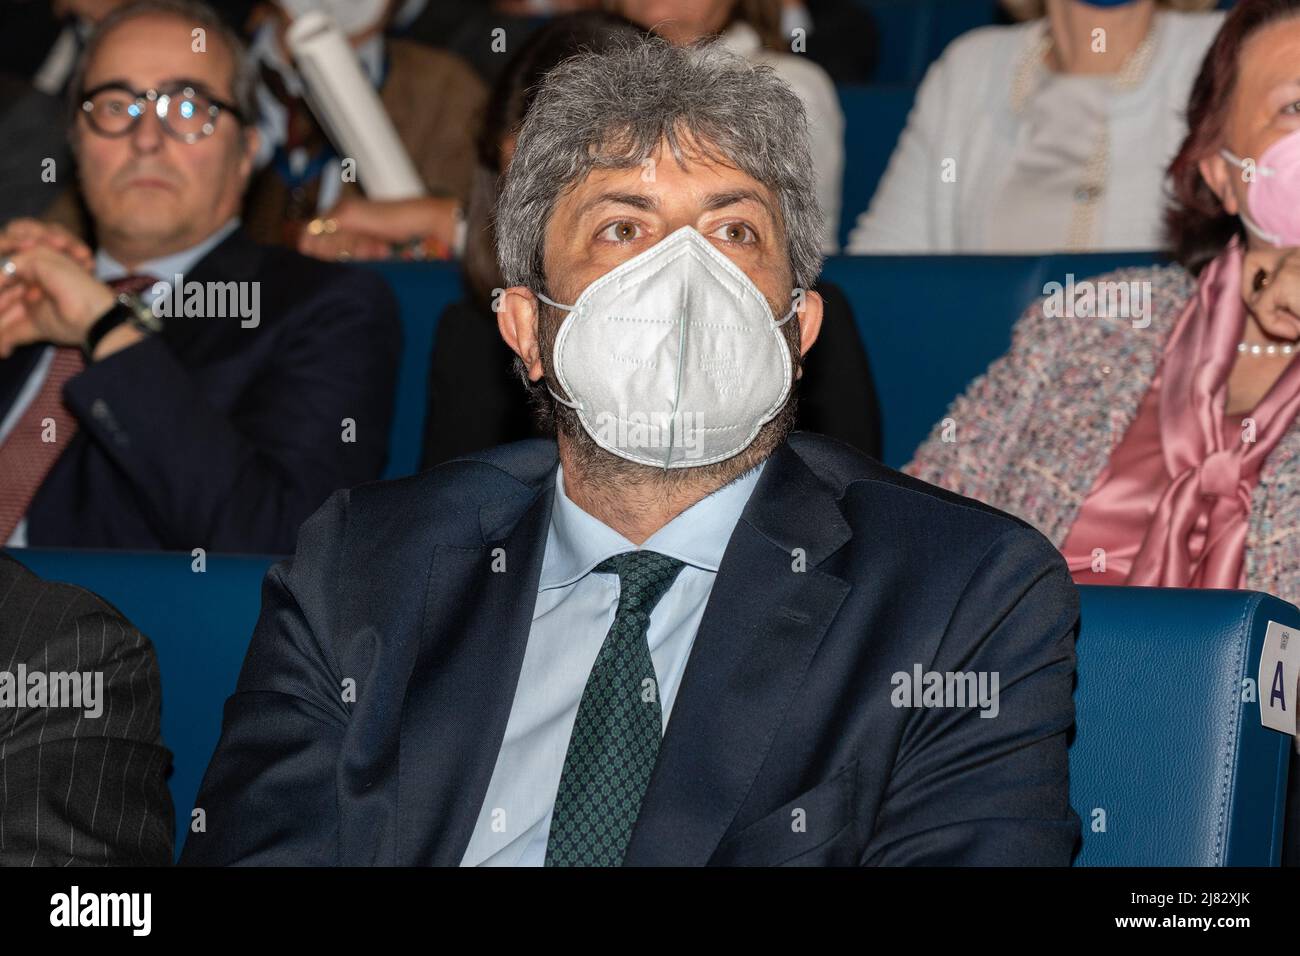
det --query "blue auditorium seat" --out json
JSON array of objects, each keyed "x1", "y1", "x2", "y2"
[
  {"x1": 6, "y1": 551, "x2": 1292, "y2": 864},
  {"x1": 857, "y1": 0, "x2": 1006, "y2": 85},
  {"x1": 1072, "y1": 586, "x2": 1295, "y2": 866},
  {"x1": 854, "y1": 0, "x2": 1234, "y2": 84},
  {"x1": 820, "y1": 251, "x2": 1165, "y2": 468},
  {"x1": 362, "y1": 260, "x2": 465, "y2": 480},
  {"x1": 5, "y1": 548, "x2": 275, "y2": 860},
  {"x1": 836, "y1": 84, "x2": 915, "y2": 250}
]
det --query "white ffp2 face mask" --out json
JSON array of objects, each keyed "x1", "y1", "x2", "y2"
[{"x1": 537, "y1": 225, "x2": 798, "y2": 469}]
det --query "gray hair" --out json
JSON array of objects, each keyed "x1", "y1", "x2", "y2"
[
  {"x1": 495, "y1": 35, "x2": 824, "y2": 295},
  {"x1": 68, "y1": 0, "x2": 260, "y2": 128}
]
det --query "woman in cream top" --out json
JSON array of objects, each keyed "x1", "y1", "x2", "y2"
[{"x1": 847, "y1": 0, "x2": 1222, "y2": 254}]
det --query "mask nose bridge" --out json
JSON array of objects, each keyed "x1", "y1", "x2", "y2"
[{"x1": 662, "y1": 250, "x2": 693, "y2": 468}]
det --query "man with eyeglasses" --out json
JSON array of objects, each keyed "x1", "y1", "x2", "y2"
[{"x1": 0, "y1": 0, "x2": 401, "y2": 554}]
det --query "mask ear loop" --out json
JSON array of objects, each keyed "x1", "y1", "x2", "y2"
[
  {"x1": 1220, "y1": 147, "x2": 1277, "y2": 179},
  {"x1": 534, "y1": 291, "x2": 585, "y2": 410},
  {"x1": 1217, "y1": 148, "x2": 1282, "y2": 247}
]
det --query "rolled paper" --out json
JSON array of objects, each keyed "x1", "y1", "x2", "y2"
[{"x1": 284, "y1": 10, "x2": 426, "y2": 201}]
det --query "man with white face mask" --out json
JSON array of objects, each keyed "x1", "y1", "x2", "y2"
[{"x1": 184, "y1": 37, "x2": 1081, "y2": 867}]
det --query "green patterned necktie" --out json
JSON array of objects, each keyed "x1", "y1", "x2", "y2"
[{"x1": 544, "y1": 549, "x2": 686, "y2": 867}]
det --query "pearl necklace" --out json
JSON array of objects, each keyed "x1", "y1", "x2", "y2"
[
  {"x1": 1237, "y1": 341, "x2": 1297, "y2": 356},
  {"x1": 1010, "y1": 22, "x2": 1158, "y2": 251}
]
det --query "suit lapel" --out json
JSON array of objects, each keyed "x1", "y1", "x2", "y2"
[
  {"x1": 156, "y1": 229, "x2": 263, "y2": 357},
  {"x1": 623, "y1": 441, "x2": 853, "y2": 865},
  {"x1": 395, "y1": 473, "x2": 556, "y2": 865}
]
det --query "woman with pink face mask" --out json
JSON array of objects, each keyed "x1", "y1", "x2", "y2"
[{"x1": 908, "y1": 0, "x2": 1300, "y2": 607}]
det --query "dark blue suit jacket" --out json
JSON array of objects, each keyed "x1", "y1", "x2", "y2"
[
  {"x1": 182, "y1": 433, "x2": 1081, "y2": 865},
  {"x1": 0, "y1": 229, "x2": 401, "y2": 553}
]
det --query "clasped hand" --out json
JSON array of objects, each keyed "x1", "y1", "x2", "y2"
[{"x1": 0, "y1": 219, "x2": 117, "y2": 360}]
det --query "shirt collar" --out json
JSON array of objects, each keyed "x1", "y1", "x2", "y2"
[
  {"x1": 96, "y1": 217, "x2": 241, "y2": 297},
  {"x1": 539, "y1": 458, "x2": 767, "y2": 590}
]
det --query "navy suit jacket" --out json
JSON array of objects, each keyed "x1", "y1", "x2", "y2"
[
  {"x1": 182, "y1": 433, "x2": 1081, "y2": 866},
  {"x1": 0, "y1": 229, "x2": 401, "y2": 553}
]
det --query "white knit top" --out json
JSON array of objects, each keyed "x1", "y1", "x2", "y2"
[{"x1": 846, "y1": 10, "x2": 1224, "y2": 254}]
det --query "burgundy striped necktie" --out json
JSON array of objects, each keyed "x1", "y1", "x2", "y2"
[{"x1": 0, "y1": 274, "x2": 157, "y2": 542}]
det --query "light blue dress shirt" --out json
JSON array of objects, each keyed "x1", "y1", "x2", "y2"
[
  {"x1": 1, "y1": 217, "x2": 241, "y2": 547},
  {"x1": 459, "y1": 458, "x2": 767, "y2": 866}
]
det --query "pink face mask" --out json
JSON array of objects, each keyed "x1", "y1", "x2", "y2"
[{"x1": 1220, "y1": 127, "x2": 1300, "y2": 247}]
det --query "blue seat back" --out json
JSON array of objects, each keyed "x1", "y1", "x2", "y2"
[
  {"x1": 836, "y1": 84, "x2": 916, "y2": 249},
  {"x1": 856, "y1": 0, "x2": 1006, "y2": 85},
  {"x1": 362, "y1": 260, "x2": 464, "y2": 480},
  {"x1": 820, "y1": 251, "x2": 1164, "y2": 467},
  {"x1": 10, "y1": 551, "x2": 1293, "y2": 865},
  {"x1": 1072, "y1": 586, "x2": 1295, "y2": 866},
  {"x1": 848, "y1": 1, "x2": 1239, "y2": 86},
  {"x1": 5, "y1": 548, "x2": 274, "y2": 860}
]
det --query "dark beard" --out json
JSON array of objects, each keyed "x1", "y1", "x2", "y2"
[{"x1": 519, "y1": 298, "x2": 803, "y2": 495}]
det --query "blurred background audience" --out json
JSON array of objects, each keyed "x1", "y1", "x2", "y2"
[
  {"x1": 0, "y1": 74, "x2": 69, "y2": 222},
  {"x1": 848, "y1": 0, "x2": 1223, "y2": 253},
  {"x1": 908, "y1": 0, "x2": 1300, "y2": 603},
  {"x1": 775, "y1": 0, "x2": 879, "y2": 84},
  {"x1": 420, "y1": 11, "x2": 642, "y2": 468},
  {"x1": 606, "y1": 0, "x2": 846, "y2": 252},
  {"x1": 248, "y1": 0, "x2": 485, "y2": 256},
  {"x1": 0, "y1": 0, "x2": 400, "y2": 552},
  {"x1": 0, "y1": 0, "x2": 1269, "y2": 561}
]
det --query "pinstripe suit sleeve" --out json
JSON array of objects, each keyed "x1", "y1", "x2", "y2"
[{"x1": 0, "y1": 554, "x2": 174, "y2": 866}]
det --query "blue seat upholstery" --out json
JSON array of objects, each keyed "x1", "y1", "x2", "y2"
[
  {"x1": 856, "y1": 0, "x2": 1006, "y2": 85},
  {"x1": 7, "y1": 549, "x2": 1293, "y2": 865},
  {"x1": 850, "y1": 1, "x2": 1240, "y2": 86},
  {"x1": 5, "y1": 548, "x2": 274, "y2": 859},
  {"x1": 837, "y1": 0, "x2": 1235, "y2": 232},
  {"x1": 820, "y1": 251, "x2": 1164, "y2": 467},
  {"x1": 362, "y1": 260, "x2": 464, "y2": 480},
  {"x1": 836, "y1": 84, "x2": 916, "y2": 250},
  {"x1": 1072, "y1": 586, "x2": 1295, "y2": 866}
]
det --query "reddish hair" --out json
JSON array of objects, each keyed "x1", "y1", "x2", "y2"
[{"x1": 1166, "y1": 0, "x2": 1300, "y2": 273}]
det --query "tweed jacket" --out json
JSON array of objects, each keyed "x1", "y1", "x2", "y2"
[{"x1": 906, "y1": 262, "x2": 1300, "y2": 606}]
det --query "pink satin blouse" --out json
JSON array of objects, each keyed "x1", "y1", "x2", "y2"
[{"x1": 1061, "y1": 368, "x2": 1250, "y2": 588}]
